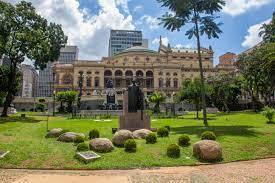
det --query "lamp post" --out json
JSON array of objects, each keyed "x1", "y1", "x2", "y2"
[
  {"x1": 52, "y1": 72, "x2": 56, "y2": 116},
  {"x1": 77, "y1": 71, "x2": 84, "y2": 111}
]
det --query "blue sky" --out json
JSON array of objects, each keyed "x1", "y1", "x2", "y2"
[{"x1": 8, "y1": 0, "x2": 275, "y2": 65}]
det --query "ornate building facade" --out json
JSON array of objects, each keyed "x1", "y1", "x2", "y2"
[{"x1": 53, "y1": 39, "x2": 231, "y2": 101}]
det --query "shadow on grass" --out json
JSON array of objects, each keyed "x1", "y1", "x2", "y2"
[
  {"x1": 171, "y1": 125, "x2": 262, "y2": 137},
  {"x1": 0, "y1": 116, "x2": 42, "y2": 124}
]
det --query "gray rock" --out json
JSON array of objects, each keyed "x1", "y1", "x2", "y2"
[
  {"x1": 89, "y1": 138, "x2": 114, "y2": 152},
  {"x1": 57, "y1": 132, "x2": 85, "y2": 142},
  {"x1": 193, "y1": 140, "x2": 222, "y2": 162},
  {"x1": 133, "y1": 129, "x2": 152, "y2": 139},
  {"x1": 112, "y1": 130, "x2": 133, "y2": 146},
  {"x1": 46, "y1": 128, "x2": 63, "y2": 138}
]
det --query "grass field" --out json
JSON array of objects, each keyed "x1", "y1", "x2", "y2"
[{"x1": 0, "y1": 112, "x2": 274, "y2": 170}]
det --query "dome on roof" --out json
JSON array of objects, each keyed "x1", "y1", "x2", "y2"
[{"x1": 115, "y1": 46, "x2": 157, "y2": 55}]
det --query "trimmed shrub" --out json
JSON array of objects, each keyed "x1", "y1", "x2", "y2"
[
  {"x1": 201, "y1": 131, "x2": 216, "y2": 141},
  {"x1": 124, "y1": 139, "x2": 137, "y2": 152},
  {"x1": 89, "y1": 129, "x2": 100, "y2": 139},
  {"x1": 164, "y1": 125, "x2": 170, "y2": 131},
  {"x1": 167, "y1": 144, "x2": 180, "y2": 158},
  {"x1": 262, "y1": 106, "x2": 275, "y2": 124},
  {"x1": 157, "y1": 127, "x2": 169, "y2": 137},
  {"x1": 74, "y1": 135, "x2": 85, "y2": 144},
  {"x1": 145, "y1": 133, "x2": 157, "y2": 144},
  {"x1": 178, "y1": 134, "x2": 190, "y2": 146},
  {"x1": 76, "y1": 142, "x2": 89, "y2": 151}
]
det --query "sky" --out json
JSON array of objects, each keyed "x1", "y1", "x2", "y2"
[{"x1": 6, "y1": 0, "x2": 275, "y2": 65}]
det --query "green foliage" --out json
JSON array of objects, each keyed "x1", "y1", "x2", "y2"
[
  {"x1": 208, "y1": 72, "x2": 242, "y2": 112},
  {"x1": 76, "y1": 142, "x2": 89, "y2": 152},
  {"x1": 149, "y1": 92, "x2": 166, "y2": 113},
  {"x1": 167, "y1": 144, "x2": 180, "y2": 158},
  {"x1": 0, "y1": 66, "x2": 21, "y2": 98},
  {"x1": 177, "y1": 78, "x2": 211, "y2": 119},
  {"x1": 201, "y1": 131, "x2": 216, "y2": 140},
  {"x1": 38, "y1": 98, "x2": 46, "y2": 103},
  {"x1": 89, "y1": 129, "x2": 100, "y2": 139},
  {"x1": 0, "y1": 1, "x2": 67, "y2": 117},
  {"x1": 259, "y1": 12, "x2": 275, "y2": 43},
  {"x1": 145, "y1": 133, "x2": 157, "y2": 144},
  {"x1": 56, "y1": 91, "x2": 77, "y2": 113},
  {"x1": 262, "y1": 106, "x2": 275, "y2": 123},
  {"x1": 178, "y1": 134, "x2": 190, "y2": 146},
  {"x1": 35, "y1": 103, "x2": 45, "y2": 112},
  {"x1": 124, "y1": 139, "x2": 137, "y2": 152},
  {"x1": 74, "y1": 135, "x2": 85, "y2": 144},
  {"x1": 157, "y1": 127, "x2": 169, "y2": 137}
]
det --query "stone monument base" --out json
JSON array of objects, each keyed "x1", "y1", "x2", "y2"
[{"x1": 119, "y1": 110, "x2": 150, "y2": 131}]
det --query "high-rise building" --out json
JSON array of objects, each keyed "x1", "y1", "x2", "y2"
[
  {"x1": 20, "y1": 64, "x2": 38, "y2": 98},
  {"x1": 37, "y1": 46, "x2": 78, "y2": 97},
  {"x1": 108, "y1": 30, "x2": 144, "y2": 56}
]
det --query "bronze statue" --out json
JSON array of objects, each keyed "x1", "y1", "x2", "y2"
[{"x1": 128, "y1": 80, "x2": 143, "y2": 113}]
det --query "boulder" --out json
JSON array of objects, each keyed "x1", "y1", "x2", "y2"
[
  {"x1": 193, "y1": 140, "x2": 222, "y2": 162},
  {"x1": 89, "y1": 138, "x2": 114, "y2": 152},
  {"x1": 46, "y1": 128, "x2": 63, "y2": 138},
  {"x1": 133, "y1": 129, "x2": 152, "y2": 139},
  {"x1": 57, "y1": 132, "x2": 85, "y2": 143},
  {"x1": 112, "y1": 130, "x2": 133, "y2": 146}
]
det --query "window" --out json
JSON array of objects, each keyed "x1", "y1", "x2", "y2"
[
  {"x1": 95, "y1": 71, "x2": 100, "y2": 75},
  {"x1": 173, "y1": 79, "x2": 178, "y2": 88},
  {"x1": 159, "y1": 78, "x2": 163, "y2": 87},
  {"x1": 94, "y1": 77, "x2": 99, "y2": 87},
  {"x1": 86, "y1": 78, "x2": 91, "y2": 87},
  {"x1": 166, "y1": 79, "x2": 171, "y2": 87}
]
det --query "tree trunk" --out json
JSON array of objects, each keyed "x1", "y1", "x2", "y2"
[
  {"x1": 1, "y1": 61, "x2": 16, "y2": 117},
  {"x1": 196, "y1": 104, "x2": 199, "y2": 119},
  {"x1": 194, "y1": 16, "x2": 208, "y2": 126},
  {"x1": 223, "y1": 100, "x2": 230, "y2": 113}
]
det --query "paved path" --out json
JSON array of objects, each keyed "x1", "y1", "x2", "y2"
[{"x1": 1, "y1": 158, "x2": 275, "y2": 183}]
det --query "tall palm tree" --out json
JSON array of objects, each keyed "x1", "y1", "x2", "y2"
[{"x1": 157, "y1": 0, "x2": 225, "y2": 126}]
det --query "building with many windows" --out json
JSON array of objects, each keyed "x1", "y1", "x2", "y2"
[
  {"x1": 37, "y1": 46, "x2": 78, "y2": 97},
  {"x1": 108, "y1": 30, "x2": 148, "y2": 56},
  {"x1": 20, "y1": 64, "x2": 38, "y2": 98},
  {"x1": 53, "y1": 37, "x2": 233, "y2": 109}
]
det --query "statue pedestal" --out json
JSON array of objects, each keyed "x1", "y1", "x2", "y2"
[{"x1": 119, "y1": 91, "x2": 150, "y2": 131}]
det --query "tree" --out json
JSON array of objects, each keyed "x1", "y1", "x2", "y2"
[
  {"x1": 259, "y1": 12, "x2": 275, "y2": 43},
  {"x1": 177, "y1": 78, "x2": 210, "y2": 119},
  {"x1": 237, "y1": 43, "x2": 275, "y2": 109},
  {"x1": 157, "y1": 0, "x2": 225, "y2": 126},
  {"x1": 56, "y1": 91, "x2": 77, "y2": 113},
  {"x1": 0, "y1": 65, "x2": 21, "y2": 106},
  {"x1": 149, "y1": 92, "x2": 166, "y2": 114},
  {"x1": 0, "y1": 1, "x2": 67, "y2": 117},
  {"x1": 208, "y1": 72, "x2": 242, "y2": 112}
]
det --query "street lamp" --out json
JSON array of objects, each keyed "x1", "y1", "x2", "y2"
[{"x1": 52, "y1": 71, "x2": 56, "y2": 116}]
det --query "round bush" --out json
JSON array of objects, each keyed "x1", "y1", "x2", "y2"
[
  {"x1": 124, "y1": 139, "x2": 137, "y2": 152},
  {"x1": 157, "y1": 127, "x2": 169, "y2": 137},
  {"x1": 76, "y1": 142, "x2": 89, "y2": 151},
  {"x1": 145, "y1": 133, "x2": 157, "y2": 144},
  {"x1": 178, "y1": 134, "x2": 190, "y2": 146},
  {"x1": 74, "y1": 135, "x2": 85, "y2": 143},
  {"x1": 201, "y1": 131, "x2": 216, "y2": 141},
  {"x1": 89, "y1": 129, "x2": 100, "y2": 139},
  {"x1": 167, "y1": 144, "x2": 180, "y2": 158}
]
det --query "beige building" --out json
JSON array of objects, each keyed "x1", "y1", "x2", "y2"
[
  {"x1": 53, "y1": 38, "x2": 233, "y2": 102},
  {"x1": 21, "y1": 64, "x2": 38, "y2": 98}
]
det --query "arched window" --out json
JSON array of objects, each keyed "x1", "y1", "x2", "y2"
[
  {"x1": 115, "y1": 70, "x2": 123, "y2": 77},
  {"x1": 104, "y1": 70, "x2": 112, "y2": 77},
  {"x1": 94, "y1": 77, "x2": 99, "y2": 88},
  {"x1": 146, "y1": 70, "x2": 153, "y2": 77},
  {"x1": 173, "y1": 72, "x2": 178, "y2": 76},
  {"x1": 136, "y1": 70, "x2": 144, "y2": 77},
  {"x1": 173, "y1": 78, "x2": 178, "y2": 88},
  {"x1": 86, "y1": 77, "x2": 91, "y2": 87},
  {"x1": 125, "y1": 70, "x2": 133, "y2": 77},
  {"x1": 166, "y1": 72, "x2": 170, "y2": 76}
]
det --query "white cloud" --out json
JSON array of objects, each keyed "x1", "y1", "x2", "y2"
[
  {"x1": 5, "y1": 0, "x2": 135, "y2": 60},
  {"x1": 223, "y1": 0, "x2": 272, "y2": 16},
  {"x1": 133, "y1": 5, "x2": 143, "y2": 12},
  {"x1": 175, "y1": 44, "x2": 193, "y2": 49},
  {"x1": 137, "y1": 15, "x2": 160, "y2": 30},
  {"x1": 152, "y1": 37, "x2": 169, "y2": 46},
  {"x1": 242, "y1": 19, "x2": 271, "y2": 48}
]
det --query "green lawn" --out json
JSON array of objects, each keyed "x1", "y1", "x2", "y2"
[{"x1": 0, "y1": 112, "x2": 274, "y2": 170}]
